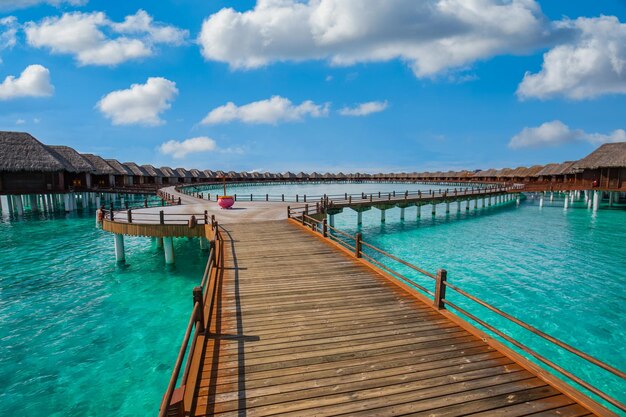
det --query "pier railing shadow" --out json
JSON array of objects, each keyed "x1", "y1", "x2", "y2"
[{"x1": 287, "y1": 205, "x2": 626, "y2": 414}]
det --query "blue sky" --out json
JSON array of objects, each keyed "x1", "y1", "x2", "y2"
[{"x1": 0, "y1": 0, "x2": 625, "y2": 173}]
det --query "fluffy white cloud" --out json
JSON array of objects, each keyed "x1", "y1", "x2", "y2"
[
  {"x1": 0, "y1": 0, "x2": 86, "y2": 11},
  {"x1": 339, "y1": 100, "x2": 388, "y2": 116},
  {"x1": 25, "y1": 10, "x2": 188, "y2": 66},
  {"x1": 159, "y1": 137, "x2": 217, "y2": 159},
  {"x1": 0, "y1": 65, "x2": 54, "y2": 100},
  {"x1": 15, "y1": 118, "x2": 25, "y2": 124},
  {"x1": 509, "y1": 120, "x2": 626, "y2": 149},
  {"x1": 201, "y1": 96, "x2": 329, "y2": 125},
  {"x1": 198, "y1": 0, "x2": 548, "y2": 77},
  {"x1": 96, "y1": 77, "x2": 178, "y2": 126},
  {"x1": 0, "y1": 16, "x2": 17, "y2": 61},
  {"x1": 518, "y1": 16, "x2": 626, "y2": 100}
]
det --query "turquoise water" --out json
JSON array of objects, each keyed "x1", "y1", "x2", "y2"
[
  {"x1": 0, "y1": 210, "x2": 206, "y2": 416},
  {"x1": 1, "y1": 185, "x2": 624, "y2": 415}
]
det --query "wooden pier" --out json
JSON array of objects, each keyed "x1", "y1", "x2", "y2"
[{"x1": 158, "y1": 219, "x2": 621, "y2": 417}]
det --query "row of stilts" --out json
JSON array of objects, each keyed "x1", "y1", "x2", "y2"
[
  {"x1": 0, "y1": 192, "x2": 148, "y2": 217},
  {"x1": 112, "y1": 234, "x2": 210, "y2": 265},
  {"x1": 533, "y1": 190, "x2": 622, "y2": 211},
  {"x1": 328, "y1": 193, "x2": 519, "y2": 227}
]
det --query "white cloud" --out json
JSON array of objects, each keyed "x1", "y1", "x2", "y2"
[
  {"x1": 15, "y1": 118, "x2": 25, "y2": 124},
  {"x1": 159, "y1": 137, "x2": 217, "y2": 159},
  {"x1": 0, "y1": 0, "x2": 86, "y2": 11},
  {"x1": 509, "y1": 120, "x2": 626, "y2": 149},
  {"x1": 0, "y1": 65, "x2": 54, "y2": 100},
  {"x1": 339, "y1": 100, "x2": 388, "y2": 116},
  {"x1": 0, "y1": 16, "x2": 17, "y2": 61},
  {"x1": 25, "y1": 10, "x2": 188, "y2": 66},
  {"x1": 97, "y1": 77, "x2": 178, "y2": 126},
  {"x1": 198, "y1": 0, "x2": 549, "y2": 78},
  {"x1": 201, "y1": 95, "x2": 329, "y2": 125},
  {"x1": 518, "y1": 16, "x2": 626, "y2": 100}
]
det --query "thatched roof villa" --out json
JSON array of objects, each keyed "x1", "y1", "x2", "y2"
[{"x1": 48, "y1": 145, "x2": 95, "y2": 188}]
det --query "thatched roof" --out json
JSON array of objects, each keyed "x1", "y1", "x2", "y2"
[
  {"x1": 81, "y1": 153, "x2": 117, "y2": 175},
  {"x1": 570, "y1": 143, "x2": 626, "y2": 170},
  {"x1": 536, "y1": 161, "x2": 576, "y2": 176},
  {"x1": 203, "y1": 170, "x2": 216, "y2": 178},
  {"x1": 141, "y1": 164, "x2": 163, "y2": 177},
  {"x1": 49, "y1": 145, "x2": 94, "y2": 172},
  {"x1": 123, "y1": 162, "x2": 148, "y2": 176},
  {"x1": 175, "y1": 168, "x2": 192, "y2": 178},
  {"x1": 105, "y1": 159, "x2": 133, "y2": 175},
  {"x1": 189, "y1": 169, "x2": 207, "y2": 179},
  {"x1": 160, "y1": 166, "x2": 179, "y2": 178},
  {"x1": 524, "y1": 165, "x2": 546, "y2": 177},
  {"x1": 0, "y1": 131, "x2": 74, "y2": 173}
]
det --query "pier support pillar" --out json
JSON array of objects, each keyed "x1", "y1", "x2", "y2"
[
  {"x1": 564, "y1": 193, "x2": 569, "y2": 209},
  {"x1": 488, "y1": 197, "x2": 492, "y2": 207},
  {"x1": 482, "y1": 197, "x2": 485, "y2": 208},
  {"x1": 29, "y1": 194, "x2": 38, "y2": 212},
  {"x1": 550, "y1": 192, "x2": 554, "y2": 202},
  {"x1": 539, "y1": 193, "x2": 544, "y2": 208},
  {"x1": 163, "y1": 237, "x2": 175, "y2": 264},
  {"x1": 431, "y1": 203, "x2": 436, "y2": 216},
  {"x1": 445, "y1": 202, "x2": 450, "y2": 214},
  {"x1": 593, "y1": 191, "x2": 600, "y2": 212},
  {"x1": 357, "y1": 211, "x2": 363, "y2": 225},
  {"x1": 416, "y1": 205, "x2": 421, "y2": 218},
  {"x1": 400, "y1": 207, "x2": 405, "y2": 221},
  {"x1": 13, "y1": 195, "x2": 24, "y2": 215},
  {"x1": 380, "y1": 209, "x2": 386, "y2": 223},
  {"x1": 457, "y1": 201, "x2": 461, "y2": 213},
  {"x1": 156, "y1": 238, "x2": 163, "y2": 249},
  {"x1": 609, "y1": 192, "x2": 614, "y2": 207},
  {"x1": 64, "y1": 194, "x2": 71, "y2": 212},
  {"x1": 0, "y1": 195, "x2": 10, "y2": 215},
  {"x1": 114, "y1": 234, "x2": 125, "y2": 263},
  {"x1": 329, "y1": 215, "x2": 335, "y2": 228},
  {"x1": 199, "y1": 238, "x2": 208, "y2": 251},
  {"x1": 466, "y1": 199, "x2": 470, "y2": 211}
]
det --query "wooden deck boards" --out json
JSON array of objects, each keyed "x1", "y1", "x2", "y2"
[{"x1": 190, "y1": 220, "x2": 598, "y2": 417}]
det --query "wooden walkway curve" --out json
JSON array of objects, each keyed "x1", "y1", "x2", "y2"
[{"x1": 189, "y1": 220, "x2": 604, "y2": 417}]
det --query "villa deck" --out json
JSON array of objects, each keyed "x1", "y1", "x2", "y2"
[{"x1": 186, "y1": 220, "x2": 604, "y2": 417}]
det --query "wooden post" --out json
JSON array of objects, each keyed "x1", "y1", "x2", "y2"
[
  {"x1": 204, "y1": 210, "x2": 208, "y2": 225},
  {"x1": 266, "y1": 194, "x2": 268, "y2": 201},
  {"x1": 349, "y1": 195, "x2": 352, "y2": 204},
  {"x1": 355, "y1": 233, "x2": 362, "y2": 258},
  {"x1": 160, "y1": 210, "x2": 164, "y2": 225},
  {"x1": 304, "y1": 194, "x2": 307, "y2": 202},
  {"x1": 323, "y1": 219, "x2": 328, "y2": 237},
  {"x1": 109, "y1": 203, "x2": 114, "y2": 220},
  {"x1": 281, "y1": 194, "x2": 284, "y2": 202},
  {"x1": 178, "y1": 197, "x2": 181, "y2": 205},
  {"x1": 434, "y1": 269, "x2": 447, "y2": 310},
  {"x1": 287, "y1": 205, "x2": 291, "y2": 218},
  {"x1": 144, "y1": 198, "x2": 148, "y2": 208},
  {"x1": 296, "y1": 194, "x2": 299, "y2": 202},
  {"x1": 127, "y1": 209, "x2": 132, "y2": 223},
  {"x1": 193, "y1": 286, "x2": 205, "y2": 333}
]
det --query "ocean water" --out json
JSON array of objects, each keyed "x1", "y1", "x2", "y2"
[
  {"x1": 0, "y1": 210, "x2": 206, "y2": 416},
  {"x1": 1, "y1": 185, "x2": 624, "y2": 415}
]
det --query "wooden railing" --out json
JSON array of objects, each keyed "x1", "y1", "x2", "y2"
[
  {"x1": 176, "y1": 183, "x2": 520, "y2": 206},
  {"x1": 159, "y1": 216, "x2": 222, "y2": 417},
  {"x1": 287, "y1": 207, "x2": 626, "y2": 413}
]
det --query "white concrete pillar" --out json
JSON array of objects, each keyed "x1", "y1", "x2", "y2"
[
  {"x1": 564, "y1": 193, "x2": 569, "y2": 209},
  {"x1": 400, "y1": 207, "x2": 405, "y2": 220},
  {"x1": 609, "y1": 192, "x2": 614, "y2": 207},
  {"x1": 593, "y1": 190, "x2": 600, "y2": 212},
  {"x1": 95, "y1": 195, "x2": 101, "y2": 208},
  {"x1": 163, "y1": 237, "x2": 175, "y2": 264},
  {"x1": 516, "y1": 194, "x2": 520, "y2": 206},
  {"x1": 2, "y1": 195, "x2": 13, "y2": 215},
  {"x1": 488, "y1": 197, "x2": 492, "y2": 207},
  {"x1": 13, "y1": 195, "x2": 24, "y2": 215},
  {"x1": 482, "y1": 197, "x2": 485, "y2": 208},
  {"x1": 549, "y1": 192, "x2": 554, "y2": 202},
  {"x1": 474, "y1": 198, "x2": 479, "y2": 210},
  {"x1": 570, "y1": 192, "x2": 574, "y2": 203},
  {"x1": 431, "y1": 203, "x2": 436, "y2": 216},
  {"x1": 114, "y1": 234, "x2": 125, "y2": 263},
  {"x1": 457, "y1": 201, "x2": 461, "y2": 212},
  {"x1": 40, "y1": 195, "x2": 47, "y2": 212},
  {"x1": 381, "y1": 209, "x2": 386, "y2": 222},
  {"x1": 29, "y1": 194, "x2": 38, "y2": 212},
  {"x1": 329, "y1": 215, "x2": 335, "y2": 228},
  {"x1": 64, "y1": 194, "x2": 71, "y2": 212},
  {"x1": 357, "y1": 211, "x2": 363, "y2": 225},
  {"x1": 199, "y1": 237, "x2": 208, "y2": 251},
  {"x1": 445, "y1": 202, "x2": 450, "y2": 214},
  {"x1": 466, "y1": 199, "x2": 470, "y2": 210},
  {"x1": 539, "y1": 193, "x2": 544, "y2": 208},
  {"x1": 156, "y1": 237, "x2": 163, "y2": 249},
  {"x1": 416, "y1": 205, "x2": 421, "y2": 218}
]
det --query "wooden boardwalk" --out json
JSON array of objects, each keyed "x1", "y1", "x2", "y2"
[{"x1": 190, "y1": 220, "x2": 601, "y2": 417}]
